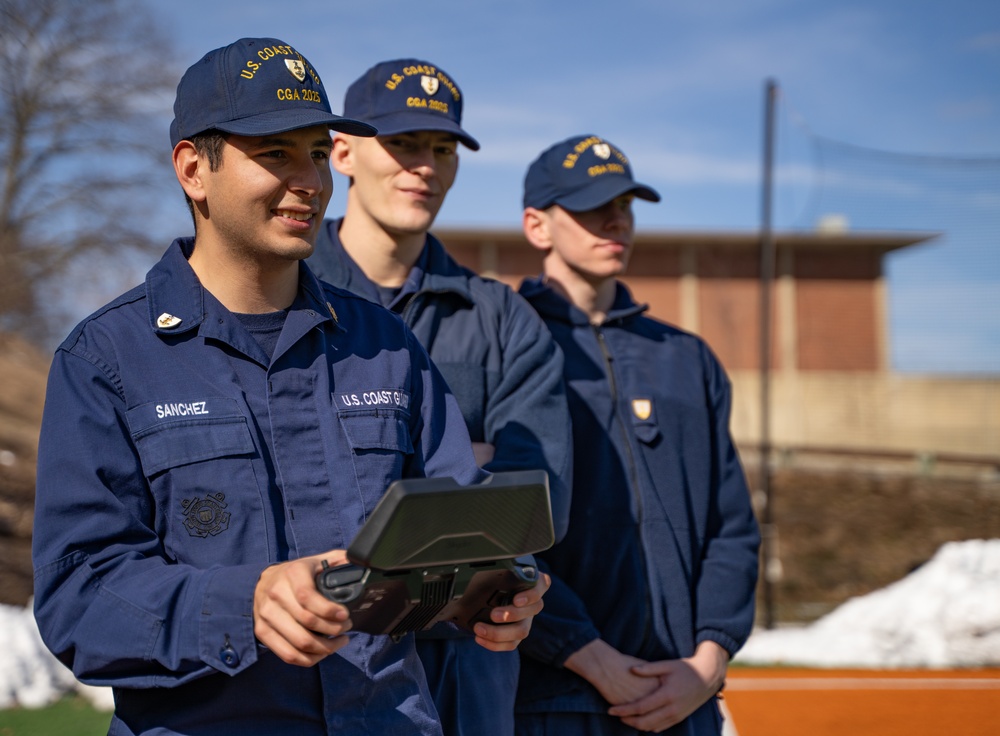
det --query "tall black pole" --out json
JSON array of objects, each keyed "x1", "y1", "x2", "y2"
[{"x1": 759, "y1": 78, "x2": 778, "y2": 629}]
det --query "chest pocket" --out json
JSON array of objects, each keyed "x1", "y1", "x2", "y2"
[
  {"x1": 338, "y1": 410, "x2": 413, "y2": 511},
  {"x1": 128, "y1": 401, "x2": 266, "y2": 567},
  {"x1": 132, "y1": 417, "x2": 255, "y2": 476}
]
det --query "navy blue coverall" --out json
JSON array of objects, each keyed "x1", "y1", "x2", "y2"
[{"x1": 32, "y1": 239, "x2": 485, "y2": 736}]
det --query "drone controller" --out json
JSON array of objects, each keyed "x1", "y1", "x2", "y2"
[
  {"x1": 316, "y1": 554, "x2": 539, "y2": 641},
  {"x1": 312, "y1": 469, "x2": 554, "y2": 642}
]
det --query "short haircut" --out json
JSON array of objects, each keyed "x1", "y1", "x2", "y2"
[{"x1": 183, "y1": 130, "x2": 230, "y2": 225}]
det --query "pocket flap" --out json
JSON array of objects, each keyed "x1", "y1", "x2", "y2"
[
  {"x1": 339, "y1": 412, "x2": 413, "y2": 454},
  {"x1": 129, "y1": 399, "x2": 255, "y2": 476}
]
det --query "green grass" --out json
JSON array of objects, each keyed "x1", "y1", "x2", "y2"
[{"x1": 0, "y1": 695, "x2": 111, "y2": 736}]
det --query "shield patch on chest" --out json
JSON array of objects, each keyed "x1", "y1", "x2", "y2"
[{"x1": 631, "y1": 398, "x2": 652, "y2": 421}]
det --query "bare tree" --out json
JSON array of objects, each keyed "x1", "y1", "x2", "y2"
[{"x1": 0, "y1": 0, "x2": 178, "y2": 341}]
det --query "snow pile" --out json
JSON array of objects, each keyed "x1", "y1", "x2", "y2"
[
  {"x1": 735, "y1": 538, "x2": 1000, "y2": 668},
  {"x1": 0, "y1": 602, "x2": 114, "y2": 711}
]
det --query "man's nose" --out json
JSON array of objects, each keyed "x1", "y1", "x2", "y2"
[
  {"x1": 408, "y1": 145, "x2": 438, "y2": 177},
  {"x1": 289, "y1": 159, "x2": 324, "y2": 197}
]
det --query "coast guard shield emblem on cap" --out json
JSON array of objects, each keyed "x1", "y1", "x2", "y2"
[{"x1": 285, "y1": 58, "x2": 307, "y2": 82}]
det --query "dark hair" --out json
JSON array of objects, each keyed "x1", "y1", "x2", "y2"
[{"x1": 183, "y1": 130, "x2": 230, "y2": 224}]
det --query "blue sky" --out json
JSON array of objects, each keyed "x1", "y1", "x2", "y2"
[{"x1": 138, "y1": 0, "x2": 1000, "y2": 373}]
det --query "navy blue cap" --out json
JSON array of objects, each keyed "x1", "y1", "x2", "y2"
[
  {"x1": 343, "y1": 59, "x2": 479, "y2": 150},
  {"x1": 169, "y1": 38, "x2": 376, "y2": 147},
  {"x1": 523, "y1": 135, "x2": 660, "y2": 211}
]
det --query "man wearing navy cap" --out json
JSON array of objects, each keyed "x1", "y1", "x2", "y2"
[
  {"x1": 515, "y1": 135, "x2": 760, "y2": 735},
  {"x1": 31, "y1": 39, "x2": 545, "y2": 736},
  {"x1": 306, "y1": 59, "x2": 572, "y2": 736}
]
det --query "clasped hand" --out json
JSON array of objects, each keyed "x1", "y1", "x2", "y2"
[{"x1": 567, "y1": 639, "x2": 729, "y2": 733}]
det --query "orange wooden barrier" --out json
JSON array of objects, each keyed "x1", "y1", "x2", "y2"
[{"x1": 722, "y1": 668, "x2": 1000, "y2": 736}]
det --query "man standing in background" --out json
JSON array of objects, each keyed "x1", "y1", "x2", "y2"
[
  {"x1": 307, "y1": 59, "x2": 572, "y2": 736},
  {"x1": 515, "y1": 134, "x2": 760, "y2": 735}
]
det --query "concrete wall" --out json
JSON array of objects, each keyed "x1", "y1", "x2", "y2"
[{"x1": 729, "y1": 371, "x2": 1000, "y2": 460}]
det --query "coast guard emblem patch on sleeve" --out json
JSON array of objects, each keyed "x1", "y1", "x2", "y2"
[
  {"x1": 631, "y1": 398, "x2": 652, "y2": 420},
  {"x1": 182, "y1": 493, "x2": 231, "y2": 537}
]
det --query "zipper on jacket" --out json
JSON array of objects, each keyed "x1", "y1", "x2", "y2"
[{"x1": 593, "y1": 325, "x2": 654, "y2": 652}]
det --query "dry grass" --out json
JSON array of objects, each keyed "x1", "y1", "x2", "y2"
[{"x1": 0, "y1": 333, "x2": 49, "y2": 605}]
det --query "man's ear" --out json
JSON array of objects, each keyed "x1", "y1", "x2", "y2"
[
  {"x1": 522, "y1": 207, "x2": 552, "y2": 252},
  {"x1": 331, "y1": 134, "x2": 356, "y2": 178},
  {"x1": 173, "y1": 141, "x2": 207, "y2": 204}
]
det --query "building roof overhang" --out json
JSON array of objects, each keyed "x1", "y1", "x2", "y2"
[{"x1": 435, "y1": 227, "x2": 940, "y2": 253}]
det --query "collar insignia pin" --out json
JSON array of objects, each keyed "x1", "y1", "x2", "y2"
[{"x1": 157, "y1": 313, "x2": 182, "y2": 329}]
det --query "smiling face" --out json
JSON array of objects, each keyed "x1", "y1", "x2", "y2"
[
  {"x1": 335, "y1": 130, "x2": 459, "y2": 239},
  {"x1": 191, "y1": 125, "x2": 334, "y2": 266}
]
